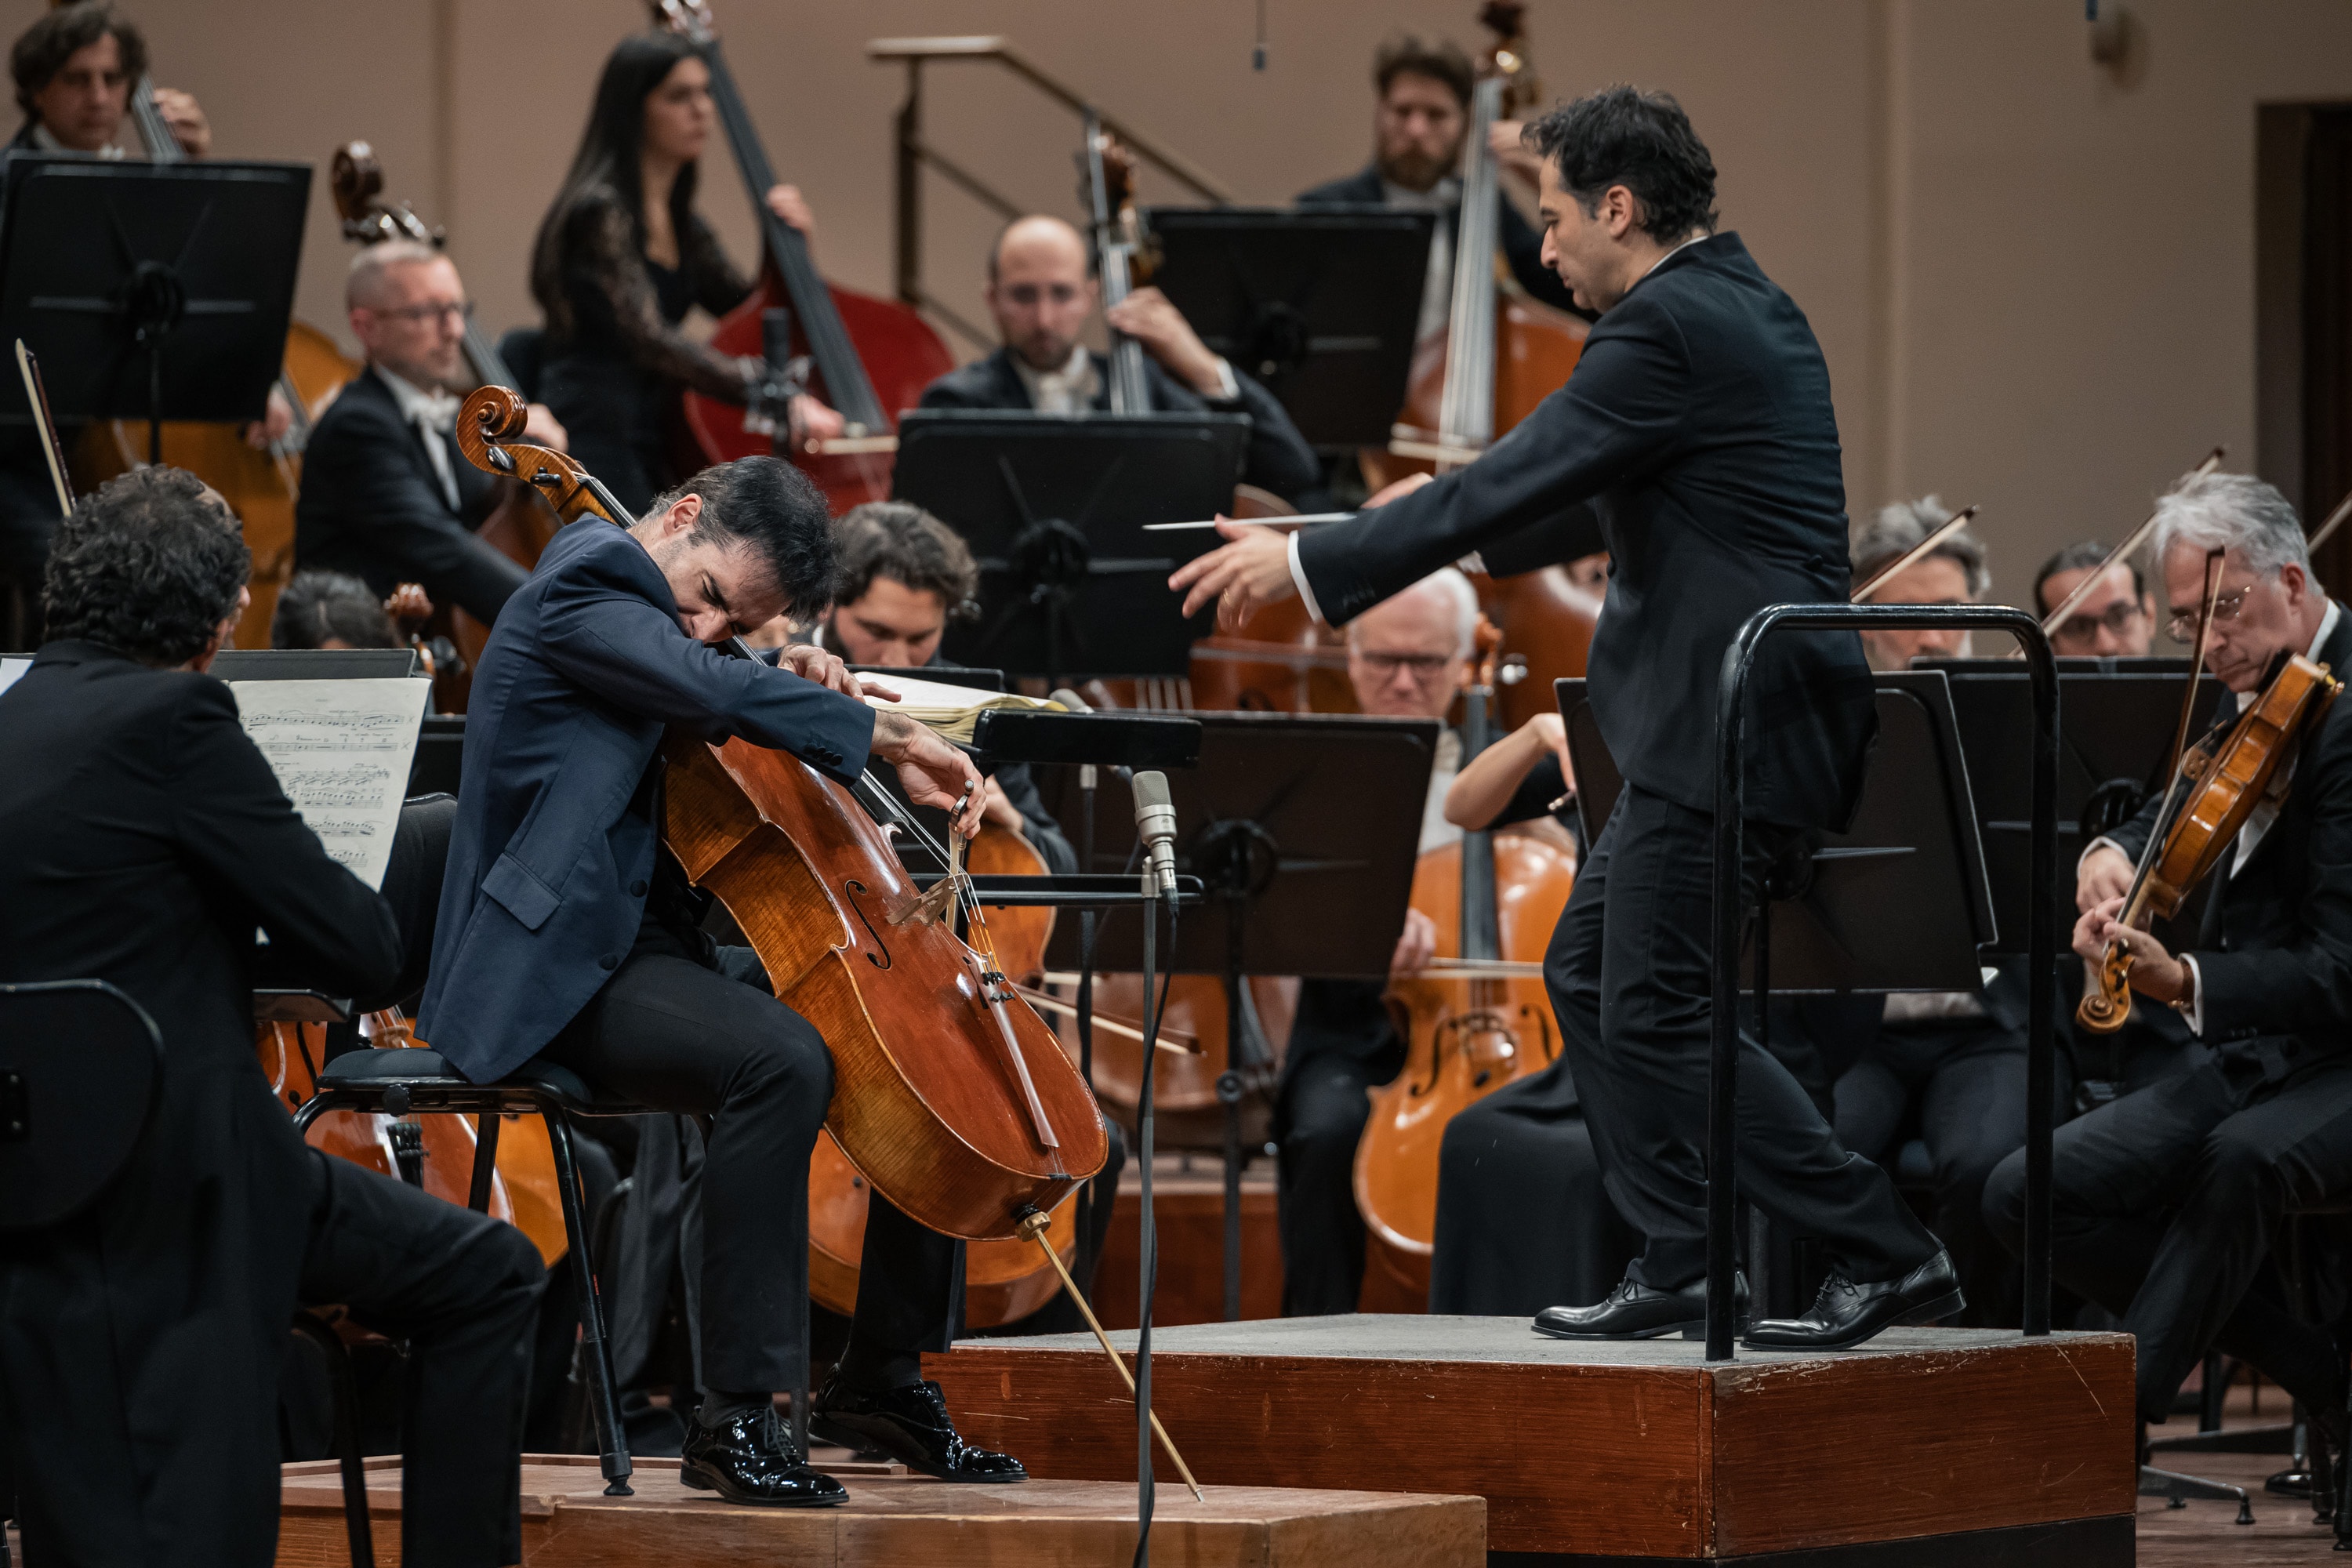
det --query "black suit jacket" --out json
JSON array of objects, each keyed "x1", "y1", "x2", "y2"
[
  {"x1": 2105, "y1": 607, "x2": 2352, "y2": 1080},
  {"x1": 296, "y1": 367, "x2": 530, "y2": 626},
  {"x1": 1297, "y1": 165, "x2": 1582, "y2": 319},
  {"x1": 1297, "y1": 233, "x2": 1873, "y2": 830},
  {"x1": 918, "y1": 346, "x2": 1320, "y2": 504}
]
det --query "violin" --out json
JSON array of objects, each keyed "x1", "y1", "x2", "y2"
[
  {"x1": 452, "y1": 387, "x2": 1106, "y2": 1291},
  {"x1": 650, "y1": 0, "x2": 954, "y2": 510},
  {"x1": 1354, "y1": 618, "x2": 1574, "y2": 1299},
  {"x1": 2078, "y1": 552, "x2": 2343, "y2": 1032},
  {"x1": 331, "y1": 141, "x2": 561, "y2": 710}
]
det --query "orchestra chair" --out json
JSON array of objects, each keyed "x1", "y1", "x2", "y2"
[
  {"x1": 288, "y1": 1309, "x2": 376, "y2": 1568},
  {"x1": 293, "y1": 1049, "x2": 647, "y2": 1496}
]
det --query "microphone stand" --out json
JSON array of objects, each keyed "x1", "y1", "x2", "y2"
[{"x1": 1134, "y1": 840, "x2": 1164, "y2": 1567}]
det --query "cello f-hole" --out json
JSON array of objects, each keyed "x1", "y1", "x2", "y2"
[{"x1": 843, "y1": 879, "x2": 895, "y2": 969}]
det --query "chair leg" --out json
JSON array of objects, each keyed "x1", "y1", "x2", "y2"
[
  {"x1": 290, "y1": 1090, "x2": 350, "y2": 1138},
  {"x1": 466, "y1": 1111, "x2": 501, "y2": 1214},
  {"x1": 289, "y1": 1312, "x2": 376, "y2": 1568},
  {"x1": 542, "y1": 1106, "x2": 631, "y2": 1497}
]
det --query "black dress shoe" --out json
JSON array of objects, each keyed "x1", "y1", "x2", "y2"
[
  {"x1": 1741, "y1": 1250, "x2": 1964, "y2": 1351},
  {"x1": 809, "y1": 1375, "x2": 1026, "y2": 1483},
  {"x1": 680, "y1": 1407, "x2": 848, "y2": 1507},
  {"x1": 1533, "y1": 1272, "x2": 1748, "y2": 1341}
]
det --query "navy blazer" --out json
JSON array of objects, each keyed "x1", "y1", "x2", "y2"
[
  {"x1": 419, "y1": 520, "x2": 878, "y2": 1082},
  {"x1": 1295, "y1": 233, "x2": 1875, "y2": 831}
]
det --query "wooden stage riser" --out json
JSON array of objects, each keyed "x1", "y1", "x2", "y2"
[{"x1": 927, "y1": 1320, "x2": 2139, "y2": 1561}]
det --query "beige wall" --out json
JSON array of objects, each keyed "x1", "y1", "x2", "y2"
[{"x1": 116, "y1": 0, "x2": 2352, "y2": 605}]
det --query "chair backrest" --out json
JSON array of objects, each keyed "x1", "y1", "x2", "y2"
[{"x1": 0, "y1": 980, "x2": 164, "y2": 1231}]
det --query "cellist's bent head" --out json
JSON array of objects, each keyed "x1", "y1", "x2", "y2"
[
  {"x1": 42, "y1": 466, "x2": 249, "y2": 671},
  {"x1": 630, "y1": 457, "x2": 839, "y2": 645},
  {"x1": 2152, "y1": 473, "x2": 2325, "y2": 694}
]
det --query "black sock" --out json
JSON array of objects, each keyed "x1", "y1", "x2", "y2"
[
  {"x1": 697, "y1": 1388, "x2": 772, "y2": 1430},
  {"x1": 832, "y1": 1341, "x2": 922, "y2": 1393}
]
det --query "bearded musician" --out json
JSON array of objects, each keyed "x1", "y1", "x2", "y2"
[{"x1": 1987, "y1": 473, "x2": 2352, "y2": 1446}]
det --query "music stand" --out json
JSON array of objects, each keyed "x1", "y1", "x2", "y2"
[
  {"x1": 1040, "y1": 711, "x2": 1436, "y2": 1319},
  {"x1": 0, "y1": 157, "x2": 311, "y2": 461},
  {"x1": 1144, "y1": 206, "x2": 1434, "y2": 448},
  {"x1": 893, "y1": 410, "x2": 1250, "y2": 679}
]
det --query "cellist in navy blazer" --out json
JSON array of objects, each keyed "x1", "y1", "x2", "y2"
[
  {"x1": 420, "y1": 456, "x2": 1029, "y2": 1506},
  {"x1": 1174, "y1": 87, "x2": 1955, "y2": 1352}
]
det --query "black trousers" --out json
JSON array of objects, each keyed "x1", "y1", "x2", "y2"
[
  {"x1": 1984, "y1": 1049, "x2": 2352, "y2": 1424},
  {"x1": 541, "y1": 927, "x2": 959, "y2": 1396},
  {"x1": 1835, "y1": 1016, "x2": 2031, "y2": 1326},
  {"x1": 1274, "y1": 979, "x2": 1405, "y2": 1316},
  {"x1": 1552, "y1": 785, "x2": 1938, "y2": 1291}
]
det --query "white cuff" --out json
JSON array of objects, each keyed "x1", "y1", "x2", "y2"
[
  {"x1": 1210, "y1": 356, "x2": 1240, "y2": 401},
  {"x1": 2180, "y1": 953, "x2": 2205, "y2": 1037},
  {"x1": 2080, "y1": 835, "x2": 2129, "y2": 876},
  {"x1": 1287, "y1": 529, "x2": 1326, "y2": 626}
]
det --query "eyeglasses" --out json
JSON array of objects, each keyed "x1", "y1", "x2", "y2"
[
  {"x1": 2054, "y1": 600, "x2": 2147, "y2": 644},
  {"x1": 1351, "y1": 649, "x2": 1456, "y2": 680},
  {"x1": 2165, "y1": 589, "x2": 2249, "y2": 643},
  {"x1": 375, "y1": 300, "x2": 475, "y2": 327}
]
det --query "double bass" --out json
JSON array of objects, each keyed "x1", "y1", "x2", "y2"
[
  {"x1": 450, "y1": 387, "x2": 1106, "y2": 1309},
  {"x1": 651, "y1": 0, "x2": 953, "y2": 510}
]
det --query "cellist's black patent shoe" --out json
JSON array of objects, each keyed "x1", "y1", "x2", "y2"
[
  {"x1": 810, "y1": 1375, "x2": 1027, "y2": 1483},
  {"x1": 680, "y1": 1407, "x2": 848, "y2": 1507}
]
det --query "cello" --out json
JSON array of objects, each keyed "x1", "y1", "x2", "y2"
[
  {"x1": 1354, "y1": 619, "x2": 1575, "y2": 1302},
  {"x1": 448, "y1": 384, "x2": 1108, "y2": 1294},
  {"x1": 1361, "y1": 2, "x2": 1599, "y2": 731},
  {"x1": 650, "y1": 0, "x2": 953, "y2": 510}
]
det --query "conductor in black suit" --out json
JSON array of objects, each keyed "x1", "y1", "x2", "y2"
[
  {"x1": 1176, "y1": 86, "x2": 1954, "y2": 1350},
  {"x1": 296, "y1": 239, "x2": 571, "y2": 627},
  {"x1": 916, "y1": 215, "x2": 1320, "y2": 505},
  {"x1": 0, "y1": 467, "x2": 545, "y2": 1564}
]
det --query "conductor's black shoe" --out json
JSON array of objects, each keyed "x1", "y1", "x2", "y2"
[
  {"x1": 1741, "y1": 1251, "x2": 1964, "y2": 1351},
  {"x1": 1533, "y1": 1272, "x2": 1747, "y2": 1341},
  {"x1": 810, "y1": 1375, "x2": 1027, "y2": 1483},
  {"x1": 680, "y1": 1407, "x2": 848, "y2": 1507}
]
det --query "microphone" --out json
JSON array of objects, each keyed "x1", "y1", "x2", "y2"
[{"x1": 1131, "y1": 770, "x2": 1179, "y2": 898}]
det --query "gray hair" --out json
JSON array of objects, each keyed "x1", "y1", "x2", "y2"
[
  {"x1": 347, "y1": 239, "x2": 447, "y2": 310},
  {"x1": 1849, "y1": 494, "x2": 1991, "y2": 600},
  {"x1": 2148, "y1": 472, "x2": 2308, "y2": 582},
  {"x1": 1348, "y1": 566, "x2": 1481, "y2": 659}
]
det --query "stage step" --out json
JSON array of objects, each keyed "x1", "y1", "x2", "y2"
[
  {"x1": 928, "y1": 1314, "x2": 2138, "y2": 1563},
  {"x1": 275, "y1": 1452, "x2": 1483, "y2": 1566}
]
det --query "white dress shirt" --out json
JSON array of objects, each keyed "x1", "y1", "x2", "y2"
[{"x1": 377, "y1": 366, "x2": 466, "y2": 511}]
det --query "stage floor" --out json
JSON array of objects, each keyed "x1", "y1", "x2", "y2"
[
  {"x1": 274, "y1": 1452, "x2": 1484, "y2": 1566},
  {"x1": 929, "y1": 1314, "x2": 2139, "y2": 1563}
]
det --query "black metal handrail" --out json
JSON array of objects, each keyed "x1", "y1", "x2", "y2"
[{"x1": 1707, "y1": 604, "x2": 2058, "y2": 1359}]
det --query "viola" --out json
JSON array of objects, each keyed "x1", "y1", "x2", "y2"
[
  {"x1": 330, "y1": 141, "x2": 561, "y2": 710},
  {"x1": 452, "y1": 386, "x2": 1106, "y2": 1277},
  {"x1": 650, "y1": 0, "x2": 953, "y2": 510},
  {"x1": 1354, "y1": 619, "x2": 1574, "y2": 1300}
]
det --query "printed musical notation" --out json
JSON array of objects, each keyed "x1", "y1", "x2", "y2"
[{"x1": 229, "y1": 677, "x2": 430, "y2": 891}]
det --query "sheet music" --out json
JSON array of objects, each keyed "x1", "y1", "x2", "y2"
[{"x1": 229, "y1": 677, "x2": 430, "y2": 891}]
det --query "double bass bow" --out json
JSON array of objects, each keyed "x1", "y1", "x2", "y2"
[{"x1": 649, "y1": 0, "x2": 953, "y2": 507}]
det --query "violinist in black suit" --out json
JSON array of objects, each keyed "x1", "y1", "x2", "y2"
[
  {"x1": 1296, "y1": 34, "x2": 1579, "y2": 336},
  {"x1": 1987, "y1": 472, "x2": 2352, "y2": 1438},
  {"x1": 0, "y1": 467, "x2": 545, "y2": 1566},
  {"x1": 1177, "y1": 86, "x2": 1952, "y2": 1349},
  {"x1": 916, "y1": 215, "x2": 1319, "y2": 505},
  {"x1": 296, "y1": 240, "x2": 571, "y2": 628}
]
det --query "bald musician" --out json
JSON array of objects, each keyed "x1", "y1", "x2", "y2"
[
  {"x1": 296, "y1": 241, "x2": 568, "y2": 630},
  {"x1": 916, "y1": 215, "x2": 1319, "y2": 504},
  {"x1": 1178, "y1": 86, "x2": 1954, "y2": 1350}
]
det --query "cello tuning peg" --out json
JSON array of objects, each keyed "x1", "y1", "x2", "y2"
[{"x1": 1497, "y1": 654, "x2": 1530, "y2": 685}]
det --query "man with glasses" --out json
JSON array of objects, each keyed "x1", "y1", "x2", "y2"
[
  {"x1": 296, "y1": 240, "x2": 569, "y2": 628},
  {"x1": 1987, "y1": 471, "x2": 2352, "y2": 1448},
  {"x1": 2034, "y1": 541, "x2": 2157, "y2": 657},
  {"x1": 1272, "y1": 569, "x2": 1467, "y2": 1313},
  {"x1": 1849, "y1": 497, "x2": 1988, "y2": 670}
]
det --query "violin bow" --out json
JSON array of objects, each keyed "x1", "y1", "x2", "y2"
[
  {"x1": 2307, "y1": 486, "x2": 2352, "y2": 558},
  {"x1": 1850, "y1": 504, "x2": 1979, "y2": 603},
  {"x1": 2120, "y1": 547, "x2": 2228, "y2": 910},
  {"x1": 2042, "y1": 447, "x2": 2227, "y2": 636},
  {"x1": 14, "y1": 340, "x2": 73, "y2": 517}
]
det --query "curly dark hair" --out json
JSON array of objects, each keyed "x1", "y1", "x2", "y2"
[
  {"x1": 271, "y1": 570, "x2": 399, "y2": 651},
  {"x1": 12, "y1": 2, "x2": 147, "y2": 121},
  {"x1": 833, "y1": 502, "x2": 979, "y2": 619},
  {"x1": 1523, "y1": 85, "x2": 1718, "y2": 244},
  {"x1": 1373, "y1": 34, "x2": 1473, "y2": 107},
  {"x1": 648, "y1": 456, "x2": 838, "y2": 616},
  {"x1": 43, "y1": 466, "x2": 248, "y2": 666}
]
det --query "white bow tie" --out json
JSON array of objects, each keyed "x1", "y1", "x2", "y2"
[{"x1": 409, "y1": 390, "x2": 463, "y2": 434}]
